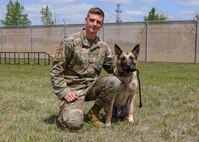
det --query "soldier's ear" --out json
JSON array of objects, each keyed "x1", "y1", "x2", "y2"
[
  {"x1": 132, "y1": 44, "x2": 140, "y2": 59},
  {"x1": 114, "y1": 44, "x2": 123, "y2": 57}
]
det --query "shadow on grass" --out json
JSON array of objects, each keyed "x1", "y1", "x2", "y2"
[
  {"x1": 44, "y1": 115, "x2": 58, "y2": 125},
  {"x1": 92, "y1": 113, "x2": 126, "y2": 124},
  {"x1": 43, "y1": 114, "x2": 90, "y2": 124},
  {"x1": 44, "y1": 115, "x2": 64, "y2": 130},
  {"x1": 43, "y1": 112, "x2": 124, "y2": 128}
]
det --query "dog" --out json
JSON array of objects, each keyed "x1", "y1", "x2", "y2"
[{"x1": 104, "y1": 43, "x2": 140, "y2": 127}]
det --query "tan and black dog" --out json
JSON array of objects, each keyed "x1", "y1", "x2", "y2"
[{"x1": 104, "y1": 43, "x2": 141, "y2": 127}]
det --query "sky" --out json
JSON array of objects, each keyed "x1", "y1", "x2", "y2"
[{"x1": 0, "y1": 0, "x2": 199, "y2": 25}]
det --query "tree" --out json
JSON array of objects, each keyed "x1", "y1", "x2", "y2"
[
  {"x1": 144, "y1": 7, "x2": 168, "y2": 21},
  {"x1": 0, "y1": 0, "x2": 31, "y2": 26},
  {"x1": 40, "y1": 6, "x2": 54, "y2": 25}
]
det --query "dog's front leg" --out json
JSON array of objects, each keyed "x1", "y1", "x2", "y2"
[
  {"x1": 126, "y1": 95, "x2": 136, "y2": 122},
  {"x1": 105, "y1": 97, "x2": 115, "y2": 127}
]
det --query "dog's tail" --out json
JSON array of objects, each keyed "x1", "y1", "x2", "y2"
[{"x1": 136, "y1": 69, "x2": 143, "y2": 108}]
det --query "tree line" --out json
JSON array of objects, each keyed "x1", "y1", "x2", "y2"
[
  {"x1": 0, "y1": 0, "x2": 169, "y2": 26},
  {"x1": 0, "y1": 0, "x2": 54, "y2": 26}
]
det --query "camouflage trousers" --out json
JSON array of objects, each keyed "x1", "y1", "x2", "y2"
[{"x1": 58, "y1": 75, "x2": 120, "y2": 130}]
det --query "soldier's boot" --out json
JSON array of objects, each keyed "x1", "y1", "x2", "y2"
[{"x1": 87, "y1": 104, "x2": 104, "y2": 127}]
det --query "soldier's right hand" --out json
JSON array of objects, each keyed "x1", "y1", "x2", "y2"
[{"x1": 64, "y1": 92, "x2": 78, "y2": 103}]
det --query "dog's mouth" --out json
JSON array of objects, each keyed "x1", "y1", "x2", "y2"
[{"x1": 122, "y1": 64, "x2": 136, "y2": 73}]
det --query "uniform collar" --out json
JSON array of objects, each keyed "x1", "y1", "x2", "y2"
[{"x1": 80, "y1": 28, "x2": 101, "y2": 48}]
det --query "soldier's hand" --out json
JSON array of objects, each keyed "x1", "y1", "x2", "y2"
[{"x1": 64, "y1": 92, "x2": 78, "y2": 103}]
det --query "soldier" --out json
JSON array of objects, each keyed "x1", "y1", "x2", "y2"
[{"x1": 50, "y1": 7, "x2": 120, "y2": 130}]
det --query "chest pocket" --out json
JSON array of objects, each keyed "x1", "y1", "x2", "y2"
[
  {"x1": 69, "y1": 47, "x2": 89, "y2": 69},
  {"x1": 89, "y1": 49, "x2": 106, "y2": 71}
]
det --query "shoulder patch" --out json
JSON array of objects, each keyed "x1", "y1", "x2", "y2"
[
  {"x1": 52, "y1": 43, "x2": 64, "y2": 61},
  {"x1": 54, "y1": 50, "x2": 63, "y2": 60}
]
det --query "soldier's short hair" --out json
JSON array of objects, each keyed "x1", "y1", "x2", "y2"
[{"x1": 87, "y1": 7, "x2": 105, "y2": 18}]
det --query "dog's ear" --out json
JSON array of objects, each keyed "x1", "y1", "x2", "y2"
[
  {"x1": 132, "y1": 44, "x2": 140, "y2": 59},
  {"x1": 115, "y1": 44, "x2": 123, "y2": 57}
]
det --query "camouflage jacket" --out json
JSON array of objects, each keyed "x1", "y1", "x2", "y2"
[{"x1": 50, "y1": 28, "x2": 115, "y2": 100}]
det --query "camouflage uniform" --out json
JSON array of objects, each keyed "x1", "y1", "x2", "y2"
[{"x1": 51, "y1": 28, "x2": 120, "y2": 130}]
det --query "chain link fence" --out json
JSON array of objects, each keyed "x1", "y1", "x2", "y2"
[{"x1": 0, "y1": 20, "x2": 198, "y2": 64}]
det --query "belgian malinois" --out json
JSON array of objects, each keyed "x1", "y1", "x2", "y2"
[{"x1": 104, "y1": 43, "x2": 141, "y2": 127}]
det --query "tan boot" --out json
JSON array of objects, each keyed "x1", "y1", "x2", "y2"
[{"x1": 87, "y1": 104, "x2": 104, "y2": 127}]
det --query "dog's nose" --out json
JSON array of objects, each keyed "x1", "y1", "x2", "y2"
[{"x1": 125, "y1": 62, "x2": 132, "y2": 68}]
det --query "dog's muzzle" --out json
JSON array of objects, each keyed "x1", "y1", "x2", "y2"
[{"x1": 123, "y1": 63, "x2": 136, "y2": 73}]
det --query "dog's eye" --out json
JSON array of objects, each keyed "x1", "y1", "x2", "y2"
[
  {"x1": 121, "y1": 57, "x2": 126, "y2": 62},
  {"x1": 130, "y1": 56, "x2": 134, "y2": 61}
]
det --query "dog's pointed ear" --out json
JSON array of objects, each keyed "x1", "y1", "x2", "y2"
[
  {"x1": 132, "y1": 44, "x2": 140, "y2": 59},
  {"x1": 115, "y1": 44, "x2": 123, "y2": 57}
]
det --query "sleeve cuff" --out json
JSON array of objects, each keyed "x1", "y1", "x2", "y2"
[{"x1": 56, "y1": 87, "x2": 71, "y2": 100}]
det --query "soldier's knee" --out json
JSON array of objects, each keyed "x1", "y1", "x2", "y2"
[
  {"x1": 104, "y1": 75, "x2": 120, "y2": 92},
  {"x1": 61, "y1": 108, "x2": 84, "y2": 130},
  {"x1": 65, "y1": 119, "x2": 83, "y2": 130}
]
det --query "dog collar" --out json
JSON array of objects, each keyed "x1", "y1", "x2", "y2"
[
  {"x1": 114, "y1": 68, "x2": 135, "y2": 77},
  {"x1": 114, "y1": 68, "x2": 136, "y2": 84},
  {"x1": 118, "y1": 71, "x2": 133, "y2": 77}
]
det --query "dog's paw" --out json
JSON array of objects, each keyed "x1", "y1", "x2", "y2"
[
  {"x1": 105, "y1": 122, "x2": 111, "y2": 127},
  {"x1": 126, "y1": 115, "x2": 134, "y2": 122}
]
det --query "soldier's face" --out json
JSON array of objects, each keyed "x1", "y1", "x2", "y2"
[{"x1": 85, "y1": 13, "x2": 104, "y2": 34}]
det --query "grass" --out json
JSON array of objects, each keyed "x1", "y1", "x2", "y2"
[{"x1": 0, "y1": 62, "x2": 199, "y2": 142}]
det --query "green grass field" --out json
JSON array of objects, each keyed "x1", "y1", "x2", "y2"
[{"x1": 0, "y1": 62, "x2": 199, "y2": 142}]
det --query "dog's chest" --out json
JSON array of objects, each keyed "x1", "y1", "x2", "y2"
[
  {"x1": 114, "y1": 81, "x2": 136, "y2": 107},
  {"x1": 119, "y1": 76, "x2": 132, "y2": 84}
]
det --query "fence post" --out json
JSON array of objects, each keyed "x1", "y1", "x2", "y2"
[
  {"x1": 63, "y1": 19, "x2": 67, "y2": 37},
  {"x1": 145, "y1": 21, "x2": 148, "y2": 62},
  {"x1": 195, "y1": 19, "x2": 198, "y2": 64},
  {"x1": 30, "y1": 25, "x2": 33, "y2": 53},
  {"x1": 0, "y1": 27, "x2": 2, "y2": 52},
  {"x1": 102, "y1": 26, "x2": 104, "y2": 41}
]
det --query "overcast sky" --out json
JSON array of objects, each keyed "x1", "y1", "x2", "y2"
[{"x1": 0, "y1": 0, "x2": 199, "y2": 25}]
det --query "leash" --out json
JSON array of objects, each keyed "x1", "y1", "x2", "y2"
[{"x1": 136, "y1": 69, "x2": 143, "y2": 108}]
